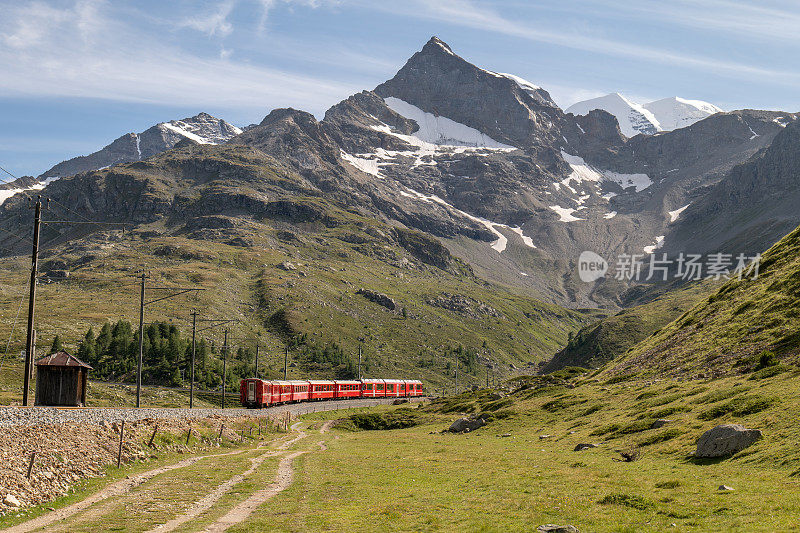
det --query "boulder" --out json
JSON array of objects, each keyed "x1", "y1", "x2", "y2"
[
  {"x1": 651, "y1": 419, "x2": 672, "y2": 429},
  {"x1": 449, "y1": 416, "x2": 486, "y2": 433},
  {"x1": 718, "y1": 485, "x2": 735, "y2": 491},
  {"x1": 573, "y1": 443, "x2": 598, "y2": 451},
  {"x1": 695, "y1": 424, "x2": 762, "y2": 458},
  {"x1": 537, "y1": 525, "x2": 579, "y2": 533},
  {"x1": 3, "y1": 494, "x2": 20, "y2": 507}
]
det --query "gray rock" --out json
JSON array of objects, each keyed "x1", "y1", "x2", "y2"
[
  {"x1": 695, "y1": 424, "x2": 762, "y2": 458},
  {"x1": 3, "y1": 494, "x2": 20, "y2": 507},
  {"x1": 356, "y1": 288, "x2": 398, "y2": 311},
  {"x1": 573, "y1": 443, "x2": 598, "y2": 451},
  {"x1": 718, "y1": 485, "x2": 735, "y2": 491},
  {"x1": 651, "y1": 419, "x2": 672, "y2": 429},
  {"x1": 537, "y1": 525, "x2": 579, "y2": 533},
  {"x1": 449, "y1": 416, "x2": 486, "y2": 433}
]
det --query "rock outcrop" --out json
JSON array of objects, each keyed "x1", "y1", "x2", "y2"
[{"x1": 695, "y1": 424, "x2": 762, "y2": 458}]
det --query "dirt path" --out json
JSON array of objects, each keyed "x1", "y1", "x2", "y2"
[
  {"x1": 6, "y1": 418, "x2": 336, "y2": 533},
  {"x1": 144, "y1": 450, "x2": 280, "y2": 533},
  {"x1": 3, "y1": 449, "x2": 251, "y2": 533},
  {"x1": 144, "y1": 423, "x2": 311, "y2": 533},
  {"x1": 199, "y1": 450, "x2": 307, "y2": 533}
]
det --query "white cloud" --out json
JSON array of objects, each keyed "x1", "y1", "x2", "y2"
[
  {"x1": 0, "y1": 1, "x2": 360, "y2": 114},
  {"x1": 178, "y1": 1, "x2": 235, "y2": 37}
]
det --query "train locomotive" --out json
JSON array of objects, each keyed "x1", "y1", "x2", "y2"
[{"x1": 239, "y1": 377, "x2": 424, "y2": 408}]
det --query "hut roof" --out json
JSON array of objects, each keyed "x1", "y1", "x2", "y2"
[{"x1": 35, "y1": 350, "x2": 92, "y2": 369}]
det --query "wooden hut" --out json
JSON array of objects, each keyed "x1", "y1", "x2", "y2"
[{"x1": 34, "y1": 351, "x2": 92, "y2": 407}]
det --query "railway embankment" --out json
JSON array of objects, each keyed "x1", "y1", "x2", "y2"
[{"x1": 0, "y1": 398, "x2": 400, "y2": 516}]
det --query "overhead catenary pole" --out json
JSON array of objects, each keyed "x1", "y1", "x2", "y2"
[
  {"x1": 222, "y1": 328, "x2": 228, "y2": 409},
  {"x1": 22, "y1": 196, "x2": 42, "y2": 407},
  {"x1": 284, "y1": 345, "x2": 288, "y2": 380},
  {"x1": 454, "y1": 357, "x2": 458, "y2": 395},
  {"x1": 136, "y1": 271, "x2": 146, "y2": 408},
  {"x1": 189, "y1": 310, "x2": 197, "y2": 408},
  {"x1": 358, "y1": 342, "x2": 362, "y2": 380},
  {"x1": 254, "y1": 343, "x2": 259, "y2": 379}
]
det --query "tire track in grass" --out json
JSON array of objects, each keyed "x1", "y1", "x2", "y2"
[
  {"x1": 4, "y1": 449, "x2": 253, "y2": 533},
  {"x1": 199, "y1": 451, "x2": 307, "y2": 533},
  {"x1": 147, "y1": 424, "x2": 309, "y2": 532}
]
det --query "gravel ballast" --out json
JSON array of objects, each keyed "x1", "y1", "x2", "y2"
[{"x1": 0, "y1": 398, "x2": 408, "y2": 428}]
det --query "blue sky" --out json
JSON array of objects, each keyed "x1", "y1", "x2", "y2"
[{"x1": 1, "y1": 0, "x2": 799, "y2": 178}]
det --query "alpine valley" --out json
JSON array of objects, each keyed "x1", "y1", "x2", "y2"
[{"x1": 2, "y1": 37, "x2": 799, "y2": 387}]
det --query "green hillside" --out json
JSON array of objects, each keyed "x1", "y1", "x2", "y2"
[
  {"x1": 606, "y1": 223, "x2": 800, "y2": 378},
  {"x1": 543, "y1": 281, "x2": 716, "y2": 372}
]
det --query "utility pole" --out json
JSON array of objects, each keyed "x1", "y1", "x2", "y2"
[
  {"x1": 486, "y1": 365, "x2": 490, "y2": 388},
  {"x1": 22, "y1": 196, "x2": 42, "y2": 407},
  {"x1": 454, "y1": 358, "x2": 458, "y2": 395},
  {"x1": 284, "y1": 345, "x2": 288, "y2": 380},
  {"x1": 222, "y1": 328, "x2": 228, "y2": 409},
  {"x1": 358, "y1": 342, "x2": 362, "y2": 380},
  {"x1": 136, "y1": 271, "x2": 146, "y2": 408},
  {"x1": 254, "y1": 344, "x2": 259, "y2": 379},
  {"x1": 189, "y1": 310, "x2": 197, "y2": 408}
]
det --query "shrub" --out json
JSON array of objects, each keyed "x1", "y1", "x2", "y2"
[
  {"x1": 698, "y1": 395, "x2": 779, "y2": 420},
  {"x1": 605, "y1": 373, "x2": 638, "y2": 385},
  {"x1": 581, "y1": 404, "x2": 604, "y2": 416},
  {"x1": 749, "y1": 364, "x2": 788, "y2": 380},
  {"x1": 598, "y1": 493, "x2": 654, "y2": 510},
  {"x1": 349, "y1": 409, "x2": 425, "y2": 430},
  {"x1": 541, "y1": 397, "x2": 588, "y2": 412},
  {"x1": 655, "y1": 480, "x2": 681, "y2": 489},
  {"x1": 755, "y1": 350, "x2": 778, "y2": 370}
]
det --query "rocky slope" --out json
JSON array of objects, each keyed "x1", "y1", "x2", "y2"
[{"x1": 39, "y1": 113, "x2": 241, "y2": 180}]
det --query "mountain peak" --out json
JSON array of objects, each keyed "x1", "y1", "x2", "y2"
[{"x1": 422, "y1": 36, "x2": 455, "y2": 56}]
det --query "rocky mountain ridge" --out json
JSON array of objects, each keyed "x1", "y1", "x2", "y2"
[{"x1": 2, "y1": 37, "x2": 798, "y2": 312}]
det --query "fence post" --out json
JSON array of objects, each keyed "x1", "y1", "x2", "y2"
[
  {"x1": 148, "y1": 424, "x2": 159, "y2": 448},
  {"x1": 186, "y1": 423, "x2": 192, "y2": 446},
  {"x1": 117, "y1": 421, "x2": 125, "y2": 468},
  {"x1": 26, "y1": 451, "x2": 36, "y2": 479}
]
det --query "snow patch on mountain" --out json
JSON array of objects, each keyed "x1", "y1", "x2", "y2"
[
  {"x1": 400, "y1": 187, "x2": 536, "y2": 252},
  {"x1": 0, "y1": 177, "x2": 57, "y2": 207},
  {"x1": 567, "y1": 93, "x2": 660, "y2": 137},
  {"x1": 668, "y1": 204, "x2": 690, "y2": 222},
  {"x1": 383, "y1": 97, "x2": 515, "y2": 150},
  {"x1": 568, "y1": 93, "x2": 723, "y2": 137},
  {"x1": 549, "y1": 205, "x2": 584, "y2": 222},
  {"x1": 560, "y1": 151, "x2": 652, "y2": 193},
  {"x1": 340, "y1": 151, "x2": 383, "y2": 177},
  {"x1": 643, "y1": 97, "x2": 722, "y2": 131},
  {"x1": 643, "y1": 235, "x2": 665, "y2": 254}
]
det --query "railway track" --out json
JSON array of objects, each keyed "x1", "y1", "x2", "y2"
[{"x1": 0, "y1": 397, "x2": 415, "y2": 428}]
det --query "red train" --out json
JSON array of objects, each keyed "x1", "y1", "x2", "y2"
[{"x1": 239, "y1": 378, "x2": 424, "y2": 408}]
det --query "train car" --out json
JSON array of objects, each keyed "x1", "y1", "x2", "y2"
[
  {"x1": 334, "y1": 380, "x2": 362, "y2": 399},
  {"x1": 289, "y1": 380, "x2": 311, "y2": 402},
  {"x1": 240, "y1": 378, "x2": 271, "y2": 408},
  {"x1": 308, "y1": 380, "x2": 336, "y2": 401},
  {"x1": 405, "y1": 379, "x2": 424, "y2": 397},
  {"x1": 270, "y1": 380, "x2": 292, "y2": 404},
  {"x1": 240, "y1": 376, "x2": 425, "y2": 408},
  {"x1": 360, "y1": 378, "x2": 386, "y2": 398},
  {"x1": 383, "y1": 379, "x2": 404, "y2": 398}
]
